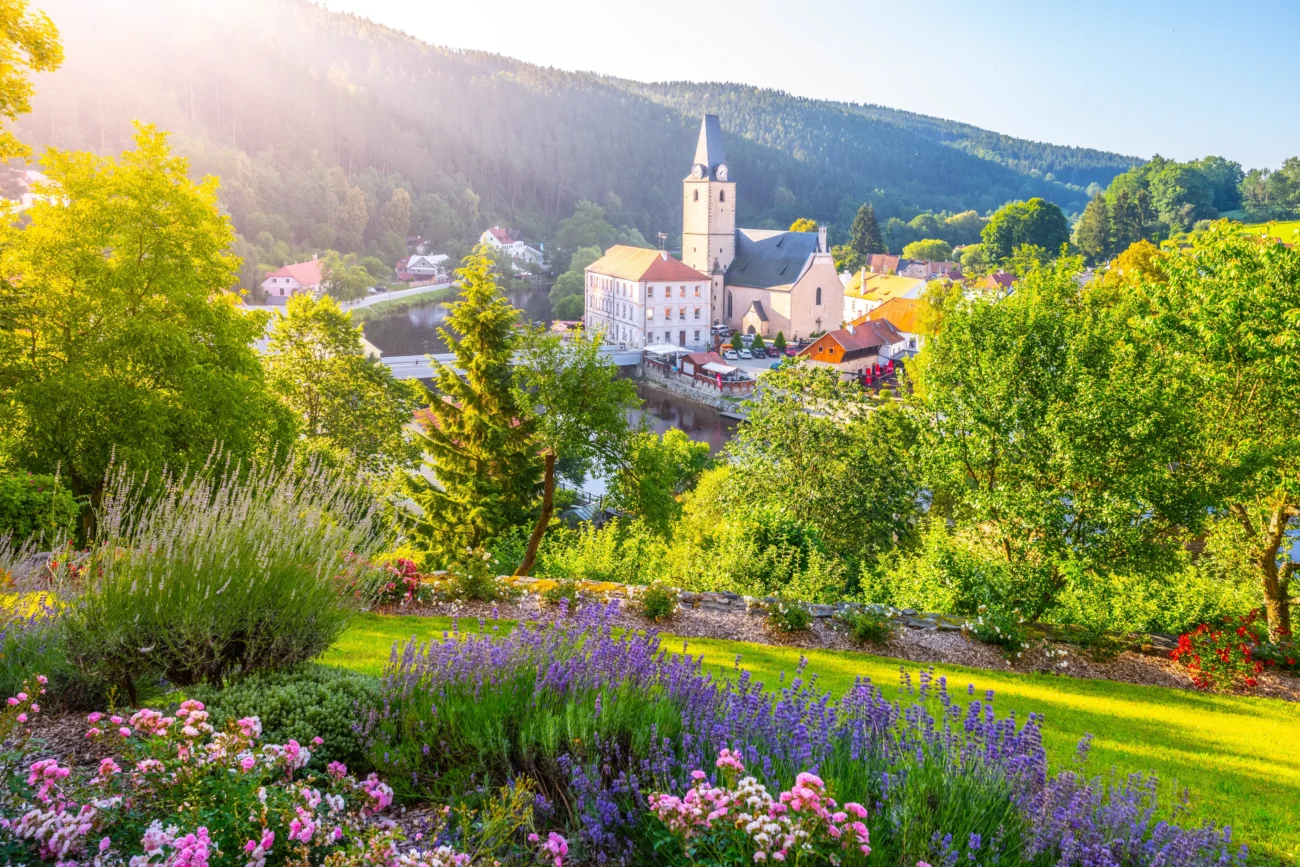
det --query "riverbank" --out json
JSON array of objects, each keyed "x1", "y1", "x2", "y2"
[
  {"x1": 350, "y1": 283, "x2": 459, "y2": 322},
  {"x1": 634, "y1": 365, "x2": 751, "y2": 417}
]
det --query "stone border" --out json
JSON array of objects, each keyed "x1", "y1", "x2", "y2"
[{"x1": 426, "y1": 573, "x2": 1180, "y2": 655}]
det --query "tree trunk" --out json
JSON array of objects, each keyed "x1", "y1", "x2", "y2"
[
  {"x1": 514, "y1": 450, "x2": 556, "y2": 578},
  {"x1": 1262, "y1": 560, "x2": 1293, "y2": 641},
  {"x1": 1239, "y1": 501, "x2": 1295, "y2": 641}
]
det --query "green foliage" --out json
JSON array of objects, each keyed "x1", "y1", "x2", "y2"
[
  {"x1": 901, "y1": 238, "x2": 953, "y2": 261},
  {"x1": 958, "y1": 243, "x2": 987, "y2": 272},
  {"x1": 404, "y1": 249, "x2": 540, "y2": 567},
  {"x1": 1072, "y1": 193, "x2": 1111, "y2": 263},
  {"x1": 788, "y1": 217, "x2": 817, "y2": 232},
  {"x1": 442, "y1": 548, "x2": 516, "y2": 602},
  {"x1": 321, "y1": 250, "x2": 372, "y2": 301},
  {"x1": 0, "y1": 125, "x2": 297, "y2": 515},
  {"x1": 965, "y1": 608, "x2": 1031, "y2": 660},
  {"x1": 730, "y1": 331, "x2": 744, "y2": 351},
  {"x1": 837, "y1": 608, "x2": 896, "y2": 645},
  {"x1": 839, "y1": 203, "x2": 884, "y2": 269},
  {"x1": 0, "y1": 603, "x2": 102, "y2": 711},
  {"x1": 548, "y1": 244, "x2": 601, "y2": 314},
  {"x1": 609, "y1": 429, "x2": 711, "y2": 537},
  {"x1": 189, "y1": 664, "x2": 380, "y2": 771},
  {"x1": 0, "y1": 472, "x2": 78, "y2": 544},
  {"x1": 56, "y1": 458, "x2": 387, "y2": 698},
  {"x1": 0, "y1": 0, "x2": 62, "y2": 161},
  {"x1": 551, "y1": 294, "x2": 583, "y2": 320},
  {"x1": 751, "y1": 332, "x2": 765, "y2": 351},
  {"x1": 536, "y1": 520, "x2": 667, "y2": 586},
  {"x1": 772, "y1": 332, "x2": 787, "y2": 352},
  {"x1": 540, "y1": 577, "x2": 582, "y2": 609},
  {"x1": 766, "y1": 600, "x2": 812, "y2": 634},
  {"x1": 264, "y1": 294, "x2": 422, "y2": 476},
  {"x1": 980, "y1": 197, "x2": 1070, "y2": 263},
  {"x1": 636, "y1": 582, "x2": 678, "y2": 622}
]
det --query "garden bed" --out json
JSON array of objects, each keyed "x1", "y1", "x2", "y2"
[{"x1": 380, "y1": 594, "x2": 1300, "y2": 702}]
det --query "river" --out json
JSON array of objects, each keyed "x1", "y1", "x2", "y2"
[{"x1": 362, "y1": 283, "x2": 739, "y2": 456}]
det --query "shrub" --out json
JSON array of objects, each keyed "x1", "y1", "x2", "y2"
[
  {"x1": 1171, "y1": 611, "x2": 1272, "y2": 690},
  {"x1": 636, "y1": 583, "x2": 678, "y2": 622},
  {"x1": 54, "y1": 459, "x2": 388, "y2": 700},
  {"x1": 1072, "y1": 625, "x2": 1127, "y2": 662},
  {"x1": 766, "y1": 600, "x2": 812, "y2": 634},
  {"x1": 188, "y1": 664, "x2": 379, "y2": 772},
  {"x1": 965, "y1": 607, "x2": 1030, "y2": 660},
  {"x1": 442, "y1": 547, "x2": 516, "y2": 602},
  {"x1": 0, "y1": 472, "x2": 79, "y2": 546},
  {"x1": 541, "y1": 578, "x2": 582, "y2": 610},
  {"x1": 377, "y1": 558, "x2": 435, "y2": 607},
  {"x1": 0, "y1": 603, "x2": 103, "y2": 711},
  {"x1": 838, "y1": 607, "x2": 895, "y2": 645}
]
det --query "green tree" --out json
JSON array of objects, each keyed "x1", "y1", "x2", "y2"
[
  {"x1": 0, "y1": 0, "x2": 62, "y2": 161},
  {"x1": 902, "y1": 239, "x2": 953, "y2": 262},
  {"x1": 842, "y1": 203, "x2": 885, "y2": 270},
  {"x1": 1190, "y1": 155, "x2": 1244, "y2": 213},
  {"x1": 958, "y1": 243, "x2": 988, "y2": 273},
  {"x1": 510, "y1": 328, "x2": 639, "y2": 575},
  {"x1": 751, "y1": 332, "x2": 766, "y2": 352},
  {"x1": 1072, "y1": 193, "x2": 1112, "y2": 263},
  {"x1": 730, "y1": 331, "x2": 744, "y2": 351},
  {"x1": 552, "y1": 295, "x2": 583, "y2": 320},
  {"x1": 321, "y1": 251, "x2": 371, "y2": 302},
  {"x1": 772, "y1": 332, "x2": 787, "y2": 352},
  {"x1": 789, "y1": 217, "x2": 818, "y2": 232},
  {"x1": 609, "y1": 429, "x2": 710, "y2": 537},
  {"x1": 1138, "y1": 229, "x2": 1300, "y2": 638},
  {"x1": 0, "y1": 125, "x2": 296, "y2": 531},
  {"x1": 548, "y1": 245, "x2": 601, "y2": 306},
  {"x1": 911, "y1": 256, "x2": 1195, "y2": 619},
  {"x1": 403, "y1": 249, "x2": 540, "y2": 566},
  {"x1": 0, "y1": 471, "x2": 79, "y2": 544},
  {"x1": 724, "y1": 363, "x2": 919, "y2": 580},
  {"x1": 1148, "y1": 162, "x2": 1214, "y2": 231},
  {"x1": 381, "y1": 187, "x2": 412, "y2": 238},
  {"x1": 264, "y1": 294, "x2": 422, "y2": 475},
  {"x1": 980, "y1": 198, "x2": 1070, "y2": 264}
]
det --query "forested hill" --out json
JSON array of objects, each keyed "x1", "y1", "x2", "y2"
[{"x1": 16, "y1": 0, "x2": 1136, "y2": 267}]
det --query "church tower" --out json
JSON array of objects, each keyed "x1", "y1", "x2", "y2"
[{"x1": 681, "y1": 115, "x2": 735, "y2": 327}]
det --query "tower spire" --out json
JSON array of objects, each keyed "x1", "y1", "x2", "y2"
[{"x1": 688, "y1": 114, "x2": 728, "y2": 180}]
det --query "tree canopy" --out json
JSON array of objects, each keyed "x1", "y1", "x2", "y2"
[{"x1": 980, "y1": 198, "x2": 1070, "y2": 264}]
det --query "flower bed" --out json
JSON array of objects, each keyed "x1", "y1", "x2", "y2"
[{"x1": 363, "y1": 603, "x2": 1247, "y2": 866}]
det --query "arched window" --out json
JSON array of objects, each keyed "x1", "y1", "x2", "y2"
[
  {"x1": 815, "y1": 286, "x2": 822, "y2": 306},
  {"x1": 693, "y1": 190, "x2": 699, "y2": 202},
  {"x1": 719, "y1": 190, "x2": 726, "y2": 202},
  {"x1": 726, "y1": 291, "x2": 733, "y2": 319}
]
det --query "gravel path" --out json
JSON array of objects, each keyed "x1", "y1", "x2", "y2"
[{"x1": 380, "y1": 596, "x2": 1300, "y2": 702}]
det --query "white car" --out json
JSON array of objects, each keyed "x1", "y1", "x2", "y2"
[
  {"x1": 738, "y1": 349, "x2": 753, "y2": 360},
  {"x1": 723, "y1": 349, "x2": 739, "y2": 360}
]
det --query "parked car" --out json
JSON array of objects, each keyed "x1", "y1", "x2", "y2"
[
  {"x1": 769, "y1": 361, "x2": 782, "y2": 370},
  {"x1": 740, "y1": 333, "x2": 754, "y2": 346},
  {"x1": 723, "y1": 349, "x2": 739, "y2": 360},
  {"x1": 785, "y1": 347, "x2": 799, "y2": 357},
  {"x1": 738, "y1": 349, "x2": 753, "y2": 359}
]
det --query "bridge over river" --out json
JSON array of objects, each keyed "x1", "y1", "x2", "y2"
[{"x1": 377, "y1": 345, "x2": 644, "y2": 379}]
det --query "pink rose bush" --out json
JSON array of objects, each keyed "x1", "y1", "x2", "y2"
[
  {"x1": 648, "y1": 749, "x2": 872, "y2": 865},
  {"x1": 0, "y1": 678, "x2": 567, "y2": 867}
]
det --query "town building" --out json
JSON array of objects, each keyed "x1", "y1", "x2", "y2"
[
  {"x1": 261, "y1": 258, "x2": 324, "y2": 302},
  {"x1": 852, "y1": 297, "x2": 925, "y2": 356},
  {"x1": 975, "y1": 270, "x2": 1016, "y2": 292},
  {"x1": 797, "y1": 319, "x2": 906, "y2": 374},
  {"x1": 398, "y1": 253, "x2": 449, "y2": 282},
  {"x1": 583, "y1": 245, "x2": 711, "y2": 350},
  {"x1": 680, "y1": 115, "x2": 842, "y2": 342},
  {"x1": 841, "y1": 269, "x2": 927, "y2": 321},
  {"x1": 479, "y1": 226, "x2": 544, "y2": 267}
]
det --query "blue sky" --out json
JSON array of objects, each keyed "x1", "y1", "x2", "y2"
[{"x1": 323, "y1": 0, "x2": 1297, "y2": 170}]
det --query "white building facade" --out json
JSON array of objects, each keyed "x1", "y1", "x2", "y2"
[{"x1": 584, "y1": 246, "x2": 711, "y2": 351}]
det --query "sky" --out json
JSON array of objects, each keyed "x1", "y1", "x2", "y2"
[{"x1": 320, "y1": 0, "x2": 1298, "y2": 169}]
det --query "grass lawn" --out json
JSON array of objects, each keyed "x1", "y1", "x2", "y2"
[
  {"x1": 323, "y1": 612, "x2": 1299, "y2": 865},
  {"x1": 1236, "y1": 219, "x2": 1300, "y2": 243}
]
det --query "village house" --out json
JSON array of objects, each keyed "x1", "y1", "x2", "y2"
[
  {"x1": 841, "y1": 269, "x2": 927, "y2": 321},
  {"x1": 261, "y1": 258, "x2": 323, "y2": 302},
  {"x1": 852, "y1": 296, "x2": 925, "y2": 356},
  {"x1": 975, "y1": 270, "x2": 1016, "y2": 292},
  {"x1": 797, "y1": 319, "x2": 905, "y2": 374},
  {"x1": 398, "y1": 253, "x2": 449, "y2": 282},
  {"x1": 583, "y1": 246, "x2": 711, "y2": 350},
  {"x1": 479, "y1": 226, "x2": 544, "y2": 267}
]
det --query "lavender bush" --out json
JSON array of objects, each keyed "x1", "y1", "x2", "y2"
[{"x1": 367, "y1": 604, "x2": 1246, "y2": 867}]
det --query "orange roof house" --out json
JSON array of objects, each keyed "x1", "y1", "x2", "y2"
[
  {"x1": 261, "y1": 258, "x2": 324, "y2": 302},
  {"x1": 797, "y1": 320, "x2": 904, "y2": 372}
]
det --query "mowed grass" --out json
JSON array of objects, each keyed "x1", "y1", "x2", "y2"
[
  {"x1": 324, "y1": 612, "x2": 1300, "y2": 865},
  {"x1": 1237, "y1": 219, "x2": 1300, "y2": 243}
]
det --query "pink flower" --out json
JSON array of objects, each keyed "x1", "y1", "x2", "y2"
[
  {"x1": 36, "y1": 676, "x2": 48, "y2": 685},
  {"x1": 99, "y1": 836, "x2": 112, "y2": 853},
  {"x1": 29, "y1": 704, "x2": 38, "y2": 713},
  {"x1": 109, "y1": 715, "x2": 122, "y2": 725},
  {"x1": 16, "y1": 713, "x2": 27, "y2": 723},
  {"x1": 98, "y1": 758, "x2": 121, "y2": 776},
  {"x1": 6, "y1": 698, "x2": 17, "y2": 706},
  {"x1": 527, "y1": 833, "x2": 540, "y2": 843},
  {"x1": 844, "y1": 802, "x2": 867, "y2": 819},
  {"x1": 118, "y1": 727, "x2": 131, "y2": 738},
  {"x1": 85, "y1": 728, "x2": 101, "y2": 738},
  {"x1": 326, "y1": 761, "x2": 348, "y2": 779},
  {"x1": 240, "y1": 756, "x2": 256, "y2": 772},
  {"x1": 311, "y1": 737, "x2": 323, "y2": 746},
  {"x1": 87, "y1": 712, "x2": 103, "y2": 724},
  {"x1": 16, "y1": 692, "x2": 28, "y2": 701}
]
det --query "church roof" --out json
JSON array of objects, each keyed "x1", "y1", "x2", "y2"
[
  {"x1": 586, "y1": 245, "x2": 707, "y2": 283},
  {"x1": 726, "y1": 229, "x2": 820, "y2": 290},
  {"x1": 744, "y1": 300, "x2": 769, "y2": 322},
  {"x1": 691, "y1": 114, "x2": 727, "y2": 179}
]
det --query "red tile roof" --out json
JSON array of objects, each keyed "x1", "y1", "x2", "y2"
[
  {"x1": 265, "y1": 259, "x2": 323, "y2": 287},
  {"x1": 487, "y1": 226, "x2": 521, "y2": 245},
  {"x1": 587, "y1": 245, "x2": 707, "y2": 283}
]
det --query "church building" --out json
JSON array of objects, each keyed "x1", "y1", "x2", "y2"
[{"x1": 681, "y1": 115, "x2": 843, "y2": 342}]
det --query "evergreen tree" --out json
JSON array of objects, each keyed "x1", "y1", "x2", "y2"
[
  {"x1": 1073, "y1": 193, "x2": 1112, "y2": 263},
  {"x1": 773, "y1": 332, "x2": 787, "y2": 352},
  {"x1": 850, "y1": 203, "x2": 885, "y2": 260},
  {"x1": 404, "y1": 248, "x2": 540, "y2": 566}
]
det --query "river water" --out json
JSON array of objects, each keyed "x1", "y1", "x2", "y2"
[{"x1": 362, "y1": 284, "x2": 739, "y2": 456}]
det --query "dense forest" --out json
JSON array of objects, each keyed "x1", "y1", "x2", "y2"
[{"x1": 15, "y1": 0, "x2": 1142, "y2": 288}]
